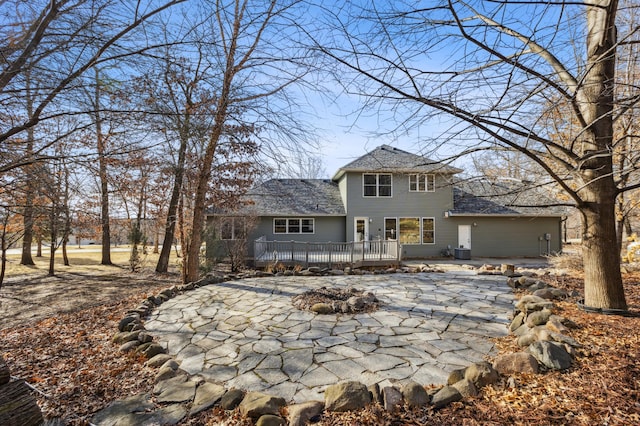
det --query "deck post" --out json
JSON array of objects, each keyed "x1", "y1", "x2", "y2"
[
  {"x1": 305, "y1": 242, "x2": 309, "y2": 267},
  {"x1": 328, "y1": 242, "x2": 332, "y2": 268},
  {"x1": 350, "y1": 242, "x2": 354, "y2": 265},
  {"x1": 290, "y1": 241, "x2": 294, "y2": 262}
]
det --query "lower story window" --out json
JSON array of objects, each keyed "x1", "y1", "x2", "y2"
[
  {"x1": 274, "y1": 218, "x2": 314, "y2": 234},
  {"x1": 218, "y1": 217, "x2": 245, "y2": 240},
  {"x1": 389, "y1": 217, "x2": 435, "y2": 244},
  {"x1": 399, "y1": 217, "x2": 420, "y2": 245},
  {"x1": 385, "y1": 218, "x2": 397, "y2": 240},
  {"x1": 422, "y1": 217, "x2": 435, "y2": 244}
]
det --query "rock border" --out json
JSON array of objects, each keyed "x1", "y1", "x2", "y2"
[{"x1": 93, "y1": 263, "x2": 583, "y2": 425}]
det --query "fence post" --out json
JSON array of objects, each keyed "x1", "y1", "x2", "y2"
[
  {"x1": 328, "y1": 242, "x2": 332, "y2": 269},
  {"x1": 305, "y1": 242, "x2": 309, "y2": 267}
]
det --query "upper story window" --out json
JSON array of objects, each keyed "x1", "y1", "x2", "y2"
[
  {"x1": 363, "y1": 173, "x2": 392, "y2": 197},
  {"x1": 274, "y1": 218, "x2": 314, "y2": 234},
  {"x1": 409, "y1": 174, "x2": 435, "y2": 192}
]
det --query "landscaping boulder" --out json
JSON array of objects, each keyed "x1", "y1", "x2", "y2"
[
  {"x1": 464, "y1": 361, "x2": 499, "y2": 388},
  {"x1": 140, "y1": 343, "x2": 165, "y2": 359},
  {"x1": 118, "y1": 314, "x2": 141, "y2": 332},
  {"x1": 310, "y1": 303, "x2": 333, "y2": 315},
  {"x1": 220, "y1": 388, "x2": 245, "y2": 410},
  {"x1": 546, "y1": 316, "x2": 569, "y2": 334},
  {"x1": 145, "y1": 354, "x2": 173, "y2": 368},
  {"x1": 431, "y1": 386, "x2": 463, "y2": 409},
  {"x1": 287, "y1": 401, "x2": 324, "y2": 426},
  {"x1": 532, "y1": 288, "x2": 555, "y2": 300},
  {"x1": 239, "y1": 392, "x2": 286, "y2": 419},
  {"x1": 509, "y1": 312, "x2": 525, "y2": 333},
  {"x1": 493, "y1": 352, "x2": 539, "y2": 375},
  {"x1": 515, "y1": 295, "x2": 553, "y2": 313},
  {"x1": 256, "y1": 414, "x2": 286, "y2": 426},
  {"x1": 367, "y1": 383, "x2": 382, "y2": 405},
  {"x1": 447, "y1": 368, "x2": 466, "y2": 385},
  {"x1": 517, "y1": 332, "x2": 538, "y2": 348},
  {"x1": 525, "y1": 308, "x2": 553, "y2": 328},
  {"x1": 325, "y1": 381, "x2": 372, "y2": 412},
  {"x1": 382, "y1": 386, "x2": 403, "y2": 411},
  {"x1": 528, "y1": 341, "x2": 572, "y2": 370},
  {"x1": 119, "y1": 340, "x2": 141, "y2": 352},
  {"x1": 401, "y1": 381, "x2": 429, "y2": 407},
  {"x1": 452, "y1": 379, "x2": 478, "y2": 398},
  {"x1": 112, "y1": 330, "x2": 141, "y2": 344}
]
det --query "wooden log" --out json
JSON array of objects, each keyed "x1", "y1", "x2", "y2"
[
  {"x1": 0, "y1": 355, "x2": 9, "y2": 385},
  {"x1": 0, "y1": 380, "x2": 44, "y2": 426}
]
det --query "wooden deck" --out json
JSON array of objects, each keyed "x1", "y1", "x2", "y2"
[{"x1": 253, "y1": 238, "x2": 401, "y2": 268}]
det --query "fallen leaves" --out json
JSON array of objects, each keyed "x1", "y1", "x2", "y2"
[
  {"x1": 0, "y1": 292, "x2": 164, "y2": 424},
  {"x1": 2, "y1": 270, "x2": 640, "y2": 425}
]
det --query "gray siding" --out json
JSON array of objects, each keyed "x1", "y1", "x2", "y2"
[
  {"x1": 247, "y1": 215, "x2": 346, "y2": 256},
  {"x1": 448, "y1": 216, "x2": 562, "y2": 257},
  {"x1": 340, "y1": 171, "x2": 458, "y2": 257}
]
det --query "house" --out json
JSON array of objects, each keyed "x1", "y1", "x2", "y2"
[{"x1": 206, "y1": 145, "x2": 565, "y2": 266}]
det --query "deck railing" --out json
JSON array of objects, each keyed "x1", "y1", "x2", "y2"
[{"x1": 253, "y1": 238, "x2": 401, "y2": 268}]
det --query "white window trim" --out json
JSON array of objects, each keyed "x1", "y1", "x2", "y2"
[
  {"x1": 273, "y1": 218, "x2": 315, "y2": 234},
  {"x1": 409, "y1": 174, "x2": 435, "y2": 192},
  {"x1": 399, "y1": 217, "x2": 421, "y2": 245},
  {"x1": 422, "y1": 217, "x2": 436, "y2": 245},
  {"x1": 219, "y1": 217, "x2": 244, "y2": 240},
  {"x1": 362, "y1": 173, "x2": 393, "y2": 198},
  {"x1": 396, "y1": 216, "x2": 436, "y2": 245},
  {"x1": 384, "y1": 217, "x2": 398, "y2": 240}
]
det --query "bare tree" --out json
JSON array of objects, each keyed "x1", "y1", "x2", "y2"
[
  {"x1": 0, "y1": 1, "x2": 185, "y2": 169},
  {"x1": 314, "y1": 1, "x2": 640, "y2": 310},
  {"x1": 181, "y1": 0, "x2": 314, "y2": 283},
  {"x1": 132, "y1": 42, "x2": 219, "y2": 273}
]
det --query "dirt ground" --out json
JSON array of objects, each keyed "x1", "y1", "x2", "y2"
[
  {"x1": 0, "y1": 269, "x2": 179, "y2": 331},
  {"x1": 0, "y1": 248, "x2": 183, "y2": 331}
]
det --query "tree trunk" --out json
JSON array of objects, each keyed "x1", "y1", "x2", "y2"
[
  {"x1": 577, "y1": 0, "x2": 627, "y2": 310},
  {"x1": 616, "y1": 195, "x2": 625, "y2": 253},
  {"x1": 20, "y1": 189, "x2": 35, "y2": 266},
  {"x1": 156, "y1": 129, "x2": 188, "y2": 273},
  {"x1": 0, "y1": 238, "x2": 6, "y2": 290},
  {"x1": 36, "y1": 234, "x2": 42, "y2": 257},
  {"x1": 20, "y1": 75, "x2": 35, "y2": 266},
  {"x1": 0, "y1": 355, "x2": 9, "y2": 385},
  {"x1": 62, "y1": 167, "x2": 70, "y2": 266},
  {"x1": 184, "y1": 127, "x2": 221, "y2": 283},
  {"x1": 48, "y1": 204, "x2": 56, "y2": 276},
  {"x1": 625, "y1": 218, "x2": 632, "y2": 239},
  {"x1": 95, "y1": 68, "x2": 112, "y2": 266},
  {"x1": 582, "y1": 196, "x2": 628, "y2": 310},
  {"x1": 0, "y1": 380, "x2": 44, "y2": 426}
]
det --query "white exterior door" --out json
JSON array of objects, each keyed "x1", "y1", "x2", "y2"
[
  {"x1": 458, "y1": 225, "x2": 472, "y2": 249},
  {"x1": 355, "y1": 217, "x2": 369, "y2": 242}
]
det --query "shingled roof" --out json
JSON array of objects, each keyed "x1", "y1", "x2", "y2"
[
  {"x1": 332, "y1": 144, "x2": 462, "y2": 180},
  {"x1": 451, "y1": 179, "x2": 568, "y2": 217},
  {"x1": 221, "y1": 179, "x2": 346, "y2": 216}
]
